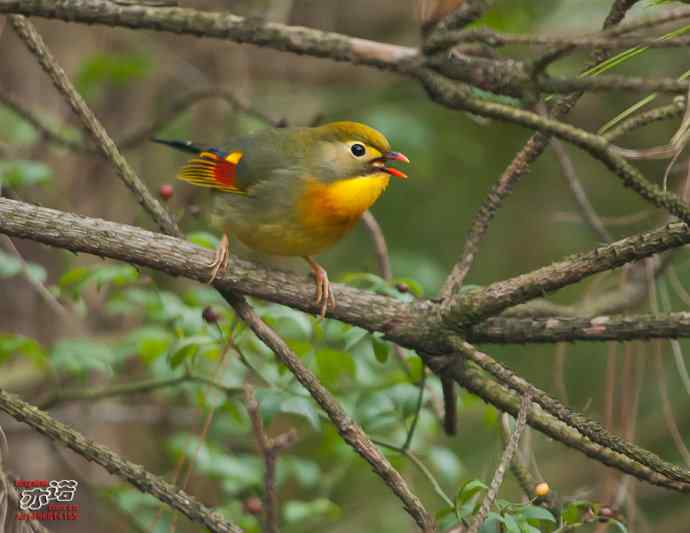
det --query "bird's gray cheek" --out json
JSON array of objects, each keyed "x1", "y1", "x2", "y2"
[
  {"x1": 318, "y1": 144, "x2": 341, "y2": 179},
  {"x1": 321, "y1": 143, "x2": 338, "y2": 165}
]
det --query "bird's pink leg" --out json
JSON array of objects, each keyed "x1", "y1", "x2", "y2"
[
  {"x1": 304, "y1": 256, "x2": 336, "y2": 318},
  {"x1": 208, "y1": 233, "x2": 230, "y2": 283}
]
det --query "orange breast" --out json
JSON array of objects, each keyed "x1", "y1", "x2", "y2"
[{"x1": 295, "y1": 174, "x2": 390, "y2": 253}]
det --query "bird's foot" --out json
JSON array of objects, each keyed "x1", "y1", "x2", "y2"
[
  {"x1": 305, "y1": 257, "x2": 336, "y2": 318},
  {"x1": 208, "y1": 233, "x2": 230, "y2": 284}
]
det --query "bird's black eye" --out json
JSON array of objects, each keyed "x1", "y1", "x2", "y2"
[{"x1": 350, "y1": 143, "x2": 366, "y2": 157}]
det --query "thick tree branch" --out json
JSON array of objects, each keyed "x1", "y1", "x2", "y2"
[
  {"x1": 0, "y1": 389, "x2": 242, "y2": 533},
  {"x1": 6, "y1": 18, "x2": 435, "y2": 530},
  {"x1": 4, "y1": 198, "x2": 690, "y2": 348},
  {"x1": 446, "y1": 222, "x2": 690, "y2": 326},
  {"x1": 468, "y1": 312, "x2": 690, "y2": 343},
  {"x1": 448, "y1": 338, "x2": 690, "y2": 485},
  {"x1": 420, "y1": 70, "x2": 690, "y2": 226},
  {"x1": 2, "y1": 197, "x2": 690, "y2": 492},
  {"x1": 439, "y1": 0, "x2": 642, "y2": 301},
  {"x1": 0, "y1": 0, "x2": 418, "y2": 71},
  {"x1": 452, "y1": 363, "x2": 690, "y2": 493},
  {"x1": 2, "y1": 1, "x2": 690, "y2": 98}
]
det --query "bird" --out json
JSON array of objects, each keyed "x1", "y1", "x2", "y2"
[{"x1": 154, "y1": 121, "x2": 409, "y2": 318}]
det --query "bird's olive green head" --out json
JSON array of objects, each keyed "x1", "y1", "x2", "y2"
[{"x1": 298, "y1": 121, "x2": 409, "y2": 182}]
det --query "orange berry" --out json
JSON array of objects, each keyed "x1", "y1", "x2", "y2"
[{"x1": 535, "y1": 482, "x2": 550, "y2": 497}]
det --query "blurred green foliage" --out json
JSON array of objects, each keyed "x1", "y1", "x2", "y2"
[{"x1": 2, "y1": 0, "x2": 690, "y2": 531}]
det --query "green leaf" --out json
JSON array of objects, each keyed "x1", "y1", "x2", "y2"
[
  {"x1": 263, "y1": 305, "x2": 312, "y2": 340},
  {"x1": 0, "y1": 250, "x2": 22, "y2": 278},
  {"x1": 429, "y1": 447, "x2": 463, "y2": 485},
  {"x1": 0, "y1": 334, "x2": 46, "y2": 363},
  {"x1": 0, "y1": 160, "x2": 52, "y2": 188},
  {"x1": 59, "y1": 266, "x2": 92, "y2": 290},
  {"x1": 371, "y1": 337, "x2": 390, "y2": 364},
  {"x1": 520, "y1": 505, "x2": 556, "y2": 523},
  {"x1": 187, "y1": 231, "x2": 220, "y2": 250},
  {"x1": 562, "y1": 501, "x2": 591, "y2": 525},
  {"x1": 90, "y1": 264, "x2": 139, "y2": 288},
  {"x1": 456, "y1": 479, "x2": 488, "y2": 506},
  {"x1": 521, "y1": 524, "x2": 542, "y2": 533},
  {"x1": 283, "y1": 498, "x2": 340, "y2": 525},
  {"x1": 0, "y1": 250, "x2": 46, "y2": 283},
  {"x1": 76, "y1": 52, "x2": 152, "y2": 97},
  {"x1": 503, "y1": 513, "x2": 520, "y2": 533},
  {"x1": 279, "y1": 457, "x2": 321, "y2": 489},
  {"x1": 0, "y1": 107, "x2": 39, "y2": 145},
  {"x1": 281, "y1": 396, "x2": 320, "y2": 430},
  {"x1": 315, "y1": 348, "x2": 356, "y2": 387},
  {"x1": 255, "y1": 388, "x2": 291, "y2": 424},
  {"x1": 168, "y1": 336, "x2": 214, "y2": 368},
  {"x1": 170, "y1": 435, "x2": 262, "y2": 492},
  {"x1": 126, "y1": 326, "x2": 174, "y2": 362},
  {"x1": 51, "y1": 338, "x2": 116, "y2": 375},
  {"x1": 343, "y1": 327, "x2": 369, "y2": 350},
  {"x1": 608, "y1": 520, "x2": 628, "y2": 533},
  {"x1": 479, "y1": 512, "x2": 503, "y2": 533}
]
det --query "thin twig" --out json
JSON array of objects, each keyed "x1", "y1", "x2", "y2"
[
  {"x1": 653, "y1": 343, "x2": 690, "y2": 466},
  {"x1": 438, "y1": 0, "x2": 644, "y2": 301},
  {"x1": 462, "y1": 392, "x2": 531, "y2": 533},
  {"x1": 169, "y1": 339, "x2": 236, "y2": 533},
  {"x1": 0, "y1": 235, "x2": 72, "y2": 321},
  {"x1": 225, "y1": 293, "x2": 436, "y2": 532},
  {"x1": 499, "y1": 413, "x2": 558, "y2": 511},
  {"x1": 8, "y1": 15, "x2": 180, "y2": 236},
  {"x1": 2, "y1": 195, "x2": 690, "y2": 490},
  {"x1": 455, "y1": 361, "x2": 690, "y2": 493},
  {"x1": 0, "y1": 389, "x2": 243, "y2": 532},
  {"x1": 245, "y1": 384, "x2": 297, "y2": 533},
  {"x1": 4, "y1": 1, "x2": 690, "y2": 99},
  {"x1": 361, "y1": 211, "x2": 392, "y2": 282},
  {"x1": 449, "y1": 338, "x2": 690, "y2": 486},
  {"x1": 373, "y1": 438, "x2": 454, "y2": 509},
  {"x1": 38, "y1": 373, "x2": 241, "y2": 410},
  {"x1": 551, "y1": 139, "x2": 612, "y2": 242},
  {"x1": 0, "y1": 91, "x2": 86, "y2": 152}
]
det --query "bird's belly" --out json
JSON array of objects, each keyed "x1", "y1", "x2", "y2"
[
  {"x1": 234, "y1": 218, "x2": 355, "y2": 257},
  {"x1": 218, "y1": 173, "x2": 389, "y2": 257}
]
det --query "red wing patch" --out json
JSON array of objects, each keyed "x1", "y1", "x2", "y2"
[{"x1": 177, "y1": 150, "x2": 244, "y2": 193}]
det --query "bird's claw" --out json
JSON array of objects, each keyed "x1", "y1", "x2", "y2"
[
  {"x1": 307, "y1": 258, "x2": 335, "y2": 319},
  {"x1": 208, "y1": 233, "x2": 230, "y2": 284},
  {"x1": 314, "y1": 269, "x2": 336, "y2": 319}
]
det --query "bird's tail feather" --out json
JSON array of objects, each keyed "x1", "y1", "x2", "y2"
[{"x1": 152, "y1": 138, "x2": 205, "y2": 155}]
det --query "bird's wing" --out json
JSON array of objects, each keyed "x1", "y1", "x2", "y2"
[
  {"x1": 154, "y1": 128, "x2": 301, "y2": 195},
  {"x1": 153, "y1": 138, "x2": 247, "y2": 194}
]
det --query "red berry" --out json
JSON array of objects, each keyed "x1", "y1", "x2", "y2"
[
  {"x1": 159, "y1": 184, "x2": 174, "y2": 201},
  {"x1": 202, "y1": 306, "x2": 219, "y2": 323},
  {"x1": 396, "y1": 282, "x2": 409, "y2": 293},
  {"x1": 243, "y1": 496, "x2": 263, "y2": 515},
  {"x1": 599, "y1": 507, "x2": 615, "y2": 521}
]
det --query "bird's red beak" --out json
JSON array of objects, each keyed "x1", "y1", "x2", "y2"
[{"x1": 381, "y1": 151, "x2": 410, "y2": 180}]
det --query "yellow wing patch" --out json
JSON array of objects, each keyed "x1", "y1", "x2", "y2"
[{"x1": 177, "y1": 151, "x2": 245, "y2": 194}]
